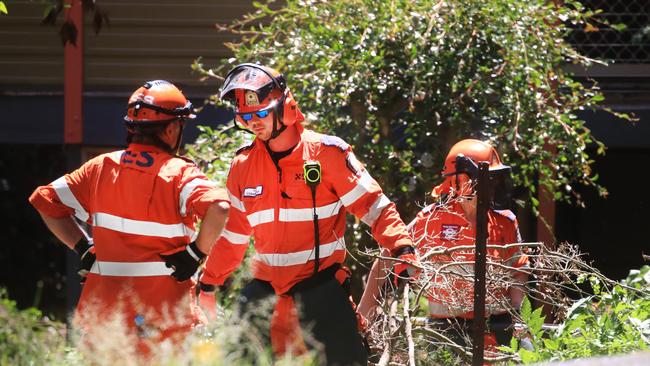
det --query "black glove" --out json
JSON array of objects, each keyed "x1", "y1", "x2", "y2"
[
  {"x1": 74, "y1": 238, "x2": 96, "y2": 279},
  {"x1": 159, "y1": 242, "x2": 206, "y2": 282}
]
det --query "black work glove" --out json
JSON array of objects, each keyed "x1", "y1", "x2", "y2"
[
  {"x1": 159, "y1": 242, "x2": 206, "y2": 282},
  {"x1": 74, "y1": 238, "x2": 96, "y2": 281}
]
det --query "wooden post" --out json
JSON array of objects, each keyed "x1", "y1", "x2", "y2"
[
  {"x1": 537, "y1": 143, "x2": 557, "y2": 321},
  {"x1": 64, "y1": 0, "x2": 83, "y2": 144}
]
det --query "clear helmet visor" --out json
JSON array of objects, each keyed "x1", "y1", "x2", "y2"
[{"x1": 220, "y1": 66, "x2": 275, "y2": 100}]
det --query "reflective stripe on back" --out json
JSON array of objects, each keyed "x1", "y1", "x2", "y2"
[
  {"x1": 92, "y1": 212, "x2": 195, "y2": 238},
  {"x1": 52, "y1": 176, "x2": 89, "y2": 222},
  {"x1": 90, "y1": 261, "x2": 173, "y2": 277}
]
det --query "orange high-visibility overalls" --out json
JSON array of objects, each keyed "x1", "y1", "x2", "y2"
[
  {"x1": 408, "y1": 198, "x2": 528, "y2": 356},
  {"x1": 30, "y1": 144, "x2": 228, "y2": 351},
  {"x1": 201, "y1": 124, "x2": 412, "y2": 363}
]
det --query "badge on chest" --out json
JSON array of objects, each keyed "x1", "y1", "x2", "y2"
[
  {"x1": 243, "y1": 185, "x2": 263, "y2": 198},
  {"x1": 440, "y1": 224, "x2": 461, "y2": 241}
]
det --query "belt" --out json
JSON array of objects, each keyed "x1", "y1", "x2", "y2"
[{"x1": 89, "y1": 261, "x2": 173, "y2": 277}]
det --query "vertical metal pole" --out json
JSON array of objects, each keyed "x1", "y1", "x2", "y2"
[{"x1": 472, "y1": 162, "x2": 490, "y2": 366}]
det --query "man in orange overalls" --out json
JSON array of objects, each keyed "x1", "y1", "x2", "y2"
[
  {"x1": 29, "y1": 80, "x2": 230, "y2": 358},
  {"x1": 360, "y1": 139, "x2": 529, "y2": 357},
  {"x1": 197, "y1": 63, "x2": 416, "y2": 365}
]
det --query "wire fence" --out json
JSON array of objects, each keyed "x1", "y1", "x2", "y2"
[{"x1": 570, "y1": 0, "x2": 650, "y2": 63}]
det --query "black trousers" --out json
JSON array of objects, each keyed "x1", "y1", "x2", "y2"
[{"x1": 238, "y1": 275, "x2": 368, "y2": 366}]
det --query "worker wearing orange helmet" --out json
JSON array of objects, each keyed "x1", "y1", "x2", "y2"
[
  {"x1": 29, "y1": 80, "x2": 230, "y2": 358},
  {"x1": 198, "y1": 63, "x2": 416, "y2": 365},
  {"x1": 360, "y1": 139, "x2": 529, "y2": 353}
]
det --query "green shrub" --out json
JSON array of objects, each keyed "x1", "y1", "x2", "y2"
[
  {"x1": 505, "y1": 265, "x2": 650, "y2": 363},
  {"x1": 0, "y1": 289, "x2": 68, "y2": 365}
]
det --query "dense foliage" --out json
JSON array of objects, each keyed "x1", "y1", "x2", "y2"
[{"x1": 193, "y1": 0, "x2": 621, "y2": 219}]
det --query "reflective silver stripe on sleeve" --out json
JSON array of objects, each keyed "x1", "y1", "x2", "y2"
[
  {"x1": 253, "y1": 238, "x2": 346, "y2": 267},
  {"x1": 339, "y1": 170, "x2": 374, "y2": 207},
  {"x1": 92, "y1": 212, "x2": 195, "y2": 238},
  {"x1": 246, "y1": 209, "x2": 274, "y2": 227},
  {"x1": 179, "y1": 178, "x2": 216, "y2": 216},
  {"x1": 186, "y1": 244, "x2": 201, "y2": 261},
  {"x1": 360, "y1": 194, "x2": 391, "y2": 227},
  {"x1": 221, "y1": 229, "x2": 250, "y2": 245},
  {"x1": 228, "y1": 189, "x2": 246, "y2": 212},
  {"x1": 278, "y1": 201, "x2": 343, "y2": 222},
  {"x1": 52, "y1": 176, "x2": 89, "y2": 222},
  {"x1": 90, "y1": 261, "x2": 173, "y2": 277}
]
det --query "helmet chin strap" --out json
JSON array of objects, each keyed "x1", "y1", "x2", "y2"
[
  {"x1": 267, "y1": 94, "x2": 287, "y2": 141},
  {"x1": 172, "y1": 121, "x2": 185, "y2": 154}
]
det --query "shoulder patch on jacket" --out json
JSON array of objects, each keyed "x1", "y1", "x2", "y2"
[
  {"x1": 235, "y1": 142, "x2": 254, "y2": 156},
  {"x1": 320, "y1": 135, "x2": 349, "y2": 152},
  {"x1": 494, "y1": 209, "x2": 516, "y2": 222}
]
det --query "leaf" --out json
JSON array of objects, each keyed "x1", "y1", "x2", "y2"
[
  {"x1": 543, "y1": 338, "x2": 559, "y2": 350},
  {"x1": 520, "y1": 296, "x2": 532, "y2": 321},
  {"x1": 518, "y1": 348, "x2": 538, "y2": 364},
  {"x1": 0, "y1": 2, "x2": 7, "y2": 15}
]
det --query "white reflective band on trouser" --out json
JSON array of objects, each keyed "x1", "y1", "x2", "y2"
[
  {"x1": 361, "y1": 194, "x2": 391, "y2": 226},
  {"x1": 92, "y1": 212, "x2": 195, "y2": 238},
  {"x1": 179, "y1": 178, "x2": 216, "y2": 216},
  {"x1": 89, "y1": 261, "x2": 173, "y2": 277},
  {"x1": 254, "y1": 238, "x2": 346, "y2": 267},
  {"x1": 52, "y1": 176, "x2": 89, "y2": 222},
  {"x1": 278, "y1": 200, "x2": 343, "y2": 222},
  {"x1": 339, "y1": 171, "x2": 375, "y2": 207}
]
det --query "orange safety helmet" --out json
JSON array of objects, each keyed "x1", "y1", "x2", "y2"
[
  {"x1": 220, "y1": 63, "x2": 304, "y2": 138},
  {"x1": 124, "y1": 80, "x2": 195, "y2": 125},
  {"x1": 433, "y1": 139, "x2": 513, "y2": 208}
]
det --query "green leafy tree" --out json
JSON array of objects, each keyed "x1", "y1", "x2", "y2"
[{"x1": 194, "y1": 0, "x2": 619, "y2": 214}]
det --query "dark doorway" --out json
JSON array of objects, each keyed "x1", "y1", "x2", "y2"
[{"x1": 556, "y1": 148, "x2": 650, "y2": 280}]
